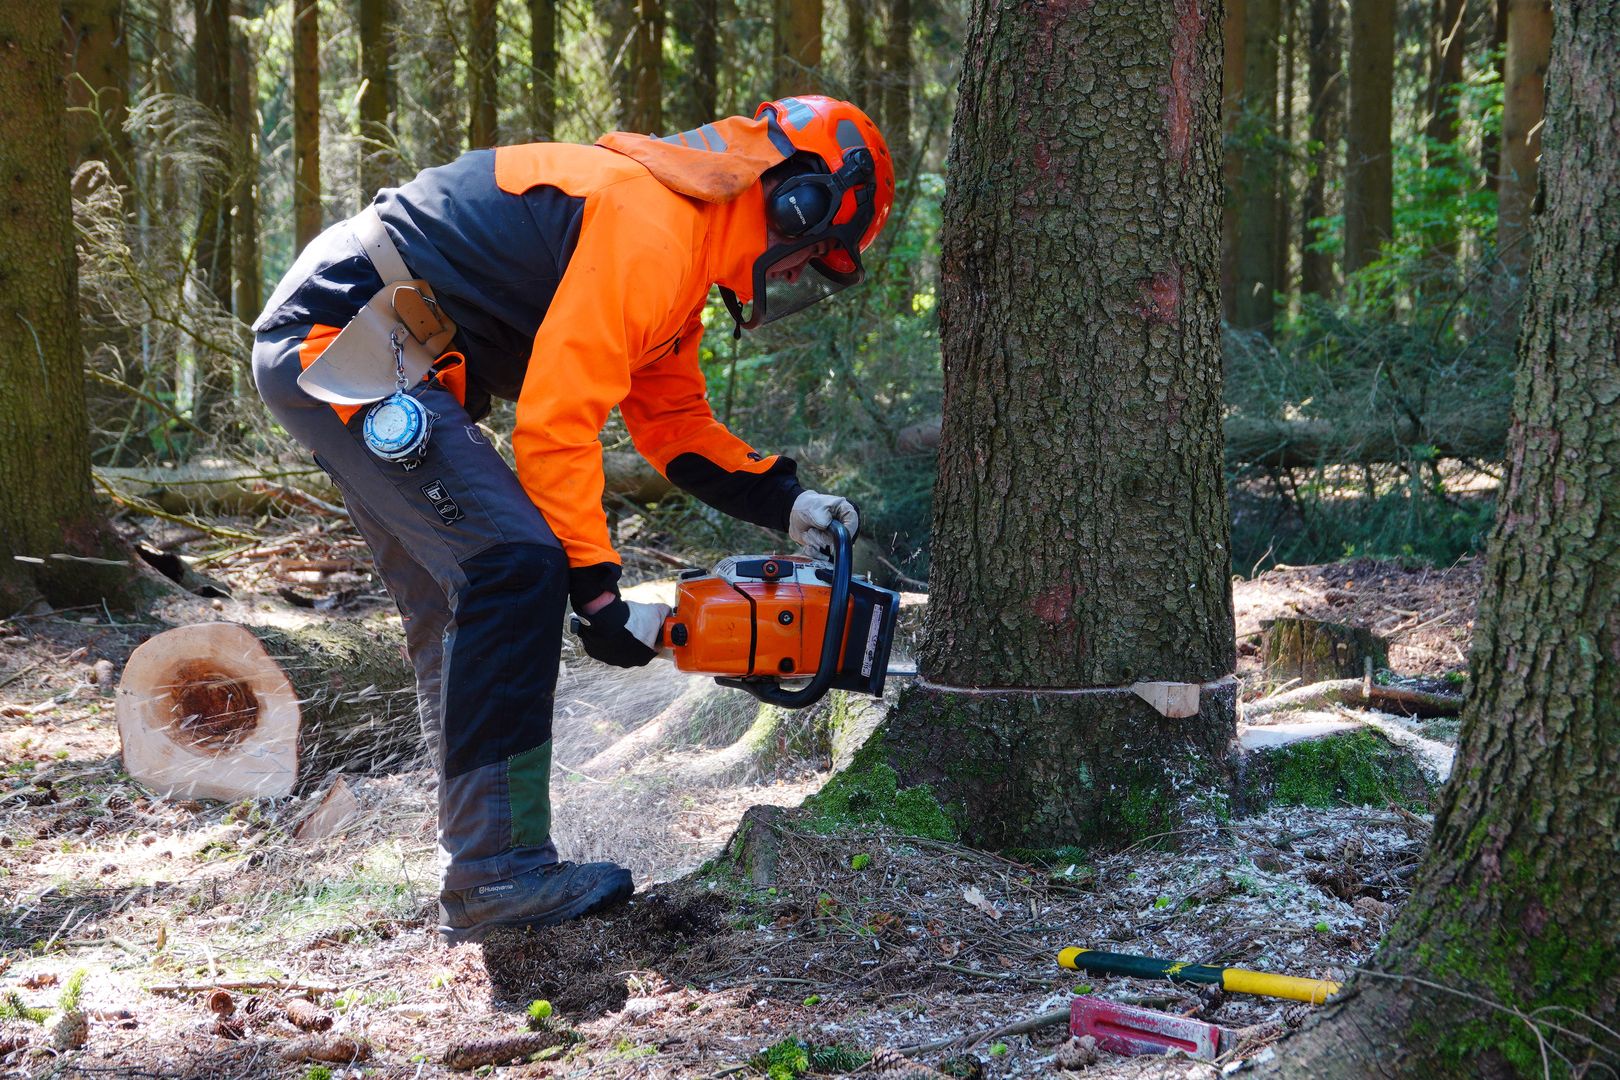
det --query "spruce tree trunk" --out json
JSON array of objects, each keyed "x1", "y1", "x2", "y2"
[
  {"x1": 468, "y1": 0, "x2": 499, "y2": 146},
  {"x1": 846, "y1": 0, "x2": 872, "y2": 111},
  {"x1": 1272, "y1": 0, "x2": 1293, "y2": 305},
  {"x1": 1220, "y1": 0, "x2": 1245, "y2": 321},
  {"x1": 880, "y1": 0, "x2": 911, "y2": 164},
  {"x1": 529, "y1": 0, "x2": 558, "y2": 139},
  {"x1": 231, "y1": 0, "x2": 261, "y2": 322},
  {"x1": 1495, "y1": 0, "x2": 1550, "y2": 284},
  {"x1": 627, "y1": 0, "x2": 664, "y2": 133},
  {"x1": 1422, "y1": 0, "x2": 1465, "y2": 263},
  {"x1": 358, "y1": 0, "x2": 398, "y2": 198},
  {"x1": 1258, "y1": 4, "x2": 1620, "y2": 1074},
  {"x1": 1480, "y1": 0, "x2": 1507, "y2": 193},
  {"x1": 61, "y1": 0, "x2": 132, "y2": 188},
  {"x1": 0, "y1": 3, "x2": 122, "y2": 609},
  {"x1": 773, "y1": 0, "x2": 823, "y2": 98},
  {"x1": 1299, "y1": 0, "x2": 1339, "y2": 297},
  {"x1": 690, "y1": 0, "x2": 720, "y2": 124},
  {"x1": 193, "y1": 0, "x2": 233, "y2": 306},
  {"x1": 1343, "y1": 0, "x2": 1393, "y2": 274},
  {"x1": 1234, "y1": 0, "x2": 1280, "y2": 331},
  {"x1": 292, "y1": 0, "x2": 321, "y2": 249},
  {"x1": 871, "y1": 0, "x2": 1237, "y2": 849}
]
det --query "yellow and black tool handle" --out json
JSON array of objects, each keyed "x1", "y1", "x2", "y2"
[{"x1": 1058, "y1": 947, "x2": 1341, "y2": 1004}]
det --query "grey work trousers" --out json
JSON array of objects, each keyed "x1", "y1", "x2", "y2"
[{"x1": 252, "y1": 317, "x2": 565, "y2": 894}]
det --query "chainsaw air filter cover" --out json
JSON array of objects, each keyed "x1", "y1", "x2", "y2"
[{"x1": 662, "y1": 553, "x2": 900, "y2": 701}]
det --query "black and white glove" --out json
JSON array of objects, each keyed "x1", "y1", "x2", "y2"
[
  {"x1": 789, "y1": 490, "x2": 860, "y2": 558},
  {"x1": 575, "y1": 598, "x2": 671, "y2": 668}
]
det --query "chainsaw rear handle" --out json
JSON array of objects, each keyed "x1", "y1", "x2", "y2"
[{"x1": 717, "y1": 519, "x2": 852, "y2": 709}]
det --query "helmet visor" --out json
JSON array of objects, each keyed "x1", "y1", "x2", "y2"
[{"x1": 753, "y1": 249, "x2": 864, "y2": 325}]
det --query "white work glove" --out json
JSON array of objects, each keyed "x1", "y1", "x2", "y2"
[
  {"x1": 625, "y1": 600, "x2": 672, "y2": 652},
  {"x1": 789, "y1": 490, "x2": 860, "y2": 559}
]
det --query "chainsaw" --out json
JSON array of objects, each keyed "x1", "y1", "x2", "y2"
[{"x1": 576, "y1": 521, "x2": 902, "y2": 709}]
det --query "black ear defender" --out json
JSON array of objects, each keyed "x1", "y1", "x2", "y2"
[{"x1": 766, "y1": 176, "x2": 835, "y2": 237}]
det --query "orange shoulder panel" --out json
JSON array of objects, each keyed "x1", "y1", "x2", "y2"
[{"x1": 494, "y1": 143, "x2": 651, "y2": 197}]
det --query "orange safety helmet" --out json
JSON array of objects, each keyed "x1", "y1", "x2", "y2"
[{"x1": 721, "y1": 95, "x2": 896, "y2": 330}]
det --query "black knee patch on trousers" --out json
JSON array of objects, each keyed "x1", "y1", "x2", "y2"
[{"x1": 443, "y1": 542, "x2": 568, "y2": 779}]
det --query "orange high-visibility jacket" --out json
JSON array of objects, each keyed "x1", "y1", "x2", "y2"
[{"x1": 260, "y1": 137, "x2": 804, "y2": 608}]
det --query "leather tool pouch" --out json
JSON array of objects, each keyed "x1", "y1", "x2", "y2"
[{"x1": 297, "y1": 279, "x2": 461, "y2": 406}]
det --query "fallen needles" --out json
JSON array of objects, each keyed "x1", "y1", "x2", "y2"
[
  {"x1": 147, "y1": 980, "x2": 340, "y2": 996},
  {"x1": 898, "y1": 1007, "x2": 1071, "y2": 1057}
]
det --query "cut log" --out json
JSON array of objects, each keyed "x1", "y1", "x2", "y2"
[
  {"x1": 116, "y1": 621, "x2": 419, "y2": 801},
  {"x1": 1261, "y1": 617, "x2": 1389, "y2": 685}
]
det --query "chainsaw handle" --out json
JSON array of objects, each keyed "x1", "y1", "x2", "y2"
[{"x1": 718, "y1": 520, "x2": 852, "y2": 709}]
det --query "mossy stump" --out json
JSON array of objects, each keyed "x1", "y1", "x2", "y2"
[
  {"x1": 1261, "y1": 617, "x2": 1388, "y2": 685},
  {"x1": 865, "y1": 680, "x2": 1238, "y2": 848},
  {"x1": 1237, "y1": 729, "x2": 1438, "y2": 813}
]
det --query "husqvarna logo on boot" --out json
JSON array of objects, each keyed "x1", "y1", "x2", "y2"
[{"x1": 473, "y1": 882, "x2": 516, "y2": 897}]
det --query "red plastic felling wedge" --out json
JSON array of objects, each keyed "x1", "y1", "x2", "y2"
[{"x1": 1070, "y1": 996, "x2": 1231, "y2": 1061}]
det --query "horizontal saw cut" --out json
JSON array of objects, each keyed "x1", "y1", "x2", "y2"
[{"x1": 116, "y1": 620, "x2": 420, "y2": 801}]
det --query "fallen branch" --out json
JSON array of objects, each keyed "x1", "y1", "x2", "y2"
[
  {"x1": 898, "y1": 1007, "x2": 1070, "y2": 1057},
  {"x1": 443, "y1": 1029, "x2": 574, "y2": 1071},
  {"x1": 1244, "y1": 678, "x2": 1464, "y2": 721},
  {"x1": 147, "y1": 980, "x2": 340, "y2": 996}
]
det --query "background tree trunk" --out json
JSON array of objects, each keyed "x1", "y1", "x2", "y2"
[
  {"x1": 1495, "y1": 0, "x2": 1550, "y2": 284},
  {"x1": 528, "y1": 0, "x2": 558, "y2": 139},
  {"x1": 627, "y1": 0, "x2": 664, "y2": 133},
  {"x1": 1259, "y1": 4, "x2": 1620, "y2": 1073},
  {"x1": 1480, "y1": 0, "x2": 1507, "y2": 193},
  {"x1": 230, "y1": 0, "x2": 261, "y2": 321},
  {"x1": 1343, "y1": 0, "x2": 1393, "y2": 275},
  {"x1": 61, "y1": 0, "x2": 132, "y2": 189},
  {"x1": 879, "y1": 0, "x2": 911, "y2": 165},
  {"x1": 292, "y1": 0, "x2": 321, "y2": 249},
  {"x1": 1299, "y1": 0, "x2": 1339, "y2": 297},
  {"x1": 1234, "y1": 0, "x2": 1280, "y2": 331},
  {"x1": 773, "y1": 0, "x2": 823, "y2": 98},
  {"x1": 358, "y1": 0, "x2": 397, "y2": 199},
  {"x1": 872, "y1": 0, "x2": 1237, "y2": 848},
  {"x1": 1220, "y1": 0, "x2": 1245, "y2": 321},
  {"x1": 1422, "y1": 0, "x2": 1465, "y2": 263},
  {"x1": 1272, "y1": 0, "x2": 1294, "y2": 307},
  {"x1": 468, "y1": 0, "x2": 499, "y2": 147},
  {"x1": 845, "y1": 0, "x2": 872, "y2": 110},
  {"x1": 0, "y1": 2, "x2": 120, "y2": 608},
  {"x1": 193, "y1": 0, "x2": 233, "y2": 306}
]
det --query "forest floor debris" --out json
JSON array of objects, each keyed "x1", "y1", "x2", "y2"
[{"x1": 0, "y1": 519, "x2": 1474, "y2": 1077}]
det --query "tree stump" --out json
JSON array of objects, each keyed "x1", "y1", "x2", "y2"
[
  {"x1": 116, "y1": 620, "x2": 419, "y2": 800},
  {"x1": 1261, "y1": 617, "x2": 1388, "y2": 685}
]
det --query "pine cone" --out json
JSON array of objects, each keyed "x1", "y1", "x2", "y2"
[
  {"x1": 1054, "y1": 1035, "x2": 1099, "y2": 1072},
  {"x1": 868, "y1": 1047, "x2": 952, "y2": 1078},
  {"x1": 280, "y1": 997, "x2": 334, "y2": 1032},
  {"x1": 443, "y1": 1029, "x2": 574, "y2": 1071},
  {"x1": 0, "y1": 1021, "x2": 37, "y2": 1054},
  {"x1": 50, "y1": 1009, "x2": 88, "y2": 1050},
  {"x1": 278, "y1": 1035, "x2": 371, "y2": 1064},
  {"x1": 1283, "y1": 1002, "x2": 1312, "y2": 1028}
]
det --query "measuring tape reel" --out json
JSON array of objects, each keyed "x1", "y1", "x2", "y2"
[{"x1": 363, "y1": 331, "x2": 436, "y2": 468}]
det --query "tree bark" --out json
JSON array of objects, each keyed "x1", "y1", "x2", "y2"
[
  {"x1": 193, "y1": 0, "x2": 233, "y2": 306},
  {"x1": 1260, "y1": 3, "x2": 1620, "y2": 1073},
  {"x1": 627, "y1": 0, "x2": 664, "y2": 133},
  {"x1": 846, "y1": 0, "x2": 872, "y2": 111},
  {"x1": 292, "y1": 0, "x2": 321, "y2": 249},
  {"x1": 0, "y1": 2, "x2": 121, "y2": 609},
  {"x1": 1299, "y1": 0, "x2": 1339, "y2": 297},
  {"x1": 1495, "y1": 0, "x2": 1550, "y2": 284},
  {"x1": 1422, "y1": 0, "x2": 1466, "y2": 264},
  {"x1": 1479, "y1": 0, "x2": 1507, "y2": 193},
  {"x1": 528, "y1": 0, "x2": 558, "y2": 139},
  {"x1": 231, "y1": 0, "x2": 261, "y2": 322},
  {"x1": 1342, "y1": 0, "x2": 1393, "y2": 275},
  {"x1": 871, "y1": 0, "x2": 1237, "y2": 848},
  {"x1": 1272, "y1": 0, "x2": 1294, "y2": 306},
  {"x1": 879, "y1": 0, "x2": 911, "y2": 165},
  {"x1": 61, "y1": 0, "x2": 132, "y2": 188},
  {"x1": 468, "y1": 0, "x2": 499, "y2": 147},
  {"x1": 773, "y1": 0, "x2": 823, "y2": 98},
  {"x1": 1233, "y1": 0, "x2": 1280, "y2": 332},
  {"x1": 358, "y1": 0, "x2": 398, "y2": 199},
  {"x1": 1220, "y1": 0, "x2": 1245, "y2": 321}
]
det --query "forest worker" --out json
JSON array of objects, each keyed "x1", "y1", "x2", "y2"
[{"x1": 250, "y1": 96, "x2": 894, "y2": 944}]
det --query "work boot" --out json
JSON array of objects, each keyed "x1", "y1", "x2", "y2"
[{"x1": 437, "y1": 861, "x2": 634, "y2": 944}]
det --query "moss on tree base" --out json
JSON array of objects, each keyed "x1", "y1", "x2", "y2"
[{"x1": 830, "y1": 681, "x2": 1238, "y2": 849}]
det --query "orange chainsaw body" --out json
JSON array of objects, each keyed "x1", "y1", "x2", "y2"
[{"x1": 661, "y1": 551, "x2": 899, "y2": 702}]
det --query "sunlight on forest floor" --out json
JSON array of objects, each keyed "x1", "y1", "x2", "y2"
[{"x1": 0, "y1": 518, "x2": 1478, "y2": 1077}]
